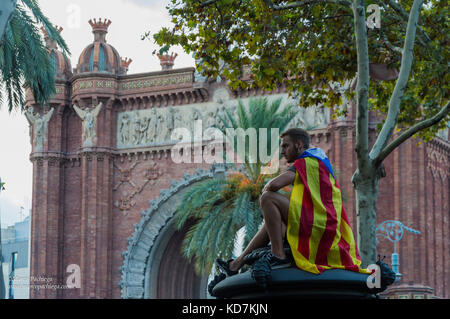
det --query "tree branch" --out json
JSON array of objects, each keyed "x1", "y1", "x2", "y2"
[
  {"x1": 374, "y1": 101, "x2": 450, "y2": 165},
  {"x1": 381, "y1": 30, "x2": 402, "y2": 54},
  {"x1": 263, "y1": 0, "x2": 352, "y2": 10},
  {"x1": 353, "y1": 0, "x2": 371, "y2": 173},
  {"x1": 199, "y1": 0, "x2": 220, "y2": 7},
  {"x1": 370, "y1": 0, "x2": 424, "y2": 160},
  {"x1": 384, "y1": 0, "x2": 431, "y2": 45}
]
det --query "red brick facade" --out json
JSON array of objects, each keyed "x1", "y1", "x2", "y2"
[{"x1": 25, "y1": 21, "x2": 449, "y2": 299}]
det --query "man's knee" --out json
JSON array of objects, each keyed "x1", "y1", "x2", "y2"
[{"x1": 259, "y1": 191, "x2": 276, "y2": 207}]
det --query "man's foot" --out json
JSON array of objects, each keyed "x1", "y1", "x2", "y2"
[
  {"x1": 266, "y1": 253, "x2": 291, "y2": 269},
  {"x1": 215, "y1": 259, "x2": 238, "y2": 276}
]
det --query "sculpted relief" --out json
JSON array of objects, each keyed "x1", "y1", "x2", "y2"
[
  {"x1": 25, "y1": 107, "x2": 54, "y2": 152},
  {"x1": 73, "y1": 102, "x2": 103, "y2": 147},
  {"x1": 116, "y1": 95, "x2": 330, "y2": 149}
]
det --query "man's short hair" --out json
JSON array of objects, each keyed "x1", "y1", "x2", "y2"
[{"x1": 281, "y1": 128, "x2": 310, "y2": 149}]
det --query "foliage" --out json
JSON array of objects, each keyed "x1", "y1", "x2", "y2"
[
  {"x1": 0, "y1": 0, "x2": 70, "y2": 112},
  {"x1": 173, "y1": 97, "x2": 296, "y2": 274},
  {"x1": 0, "y1": 181, "x2": 5, "y2": 191},
  {"x1": 217, "y1": 96, "x2": 298, "y2": 180},
  {"x1": 152, "y1": 0, "x2": 448, "y2": 140}
]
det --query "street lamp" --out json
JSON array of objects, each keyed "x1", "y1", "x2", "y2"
[{"x1": 376, "y1": 220, "x2": 421, "y2": 281}]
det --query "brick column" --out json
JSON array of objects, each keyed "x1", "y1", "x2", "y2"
[
  {"x1": 78, "y1": 149, "x2": 114, "y2": 298},
  {"x1": 76, "y1": 98, "x2": 115, "y2": 298},
  {"x1": 29, "y1": 103, "x2": 67, "y2": 299}
]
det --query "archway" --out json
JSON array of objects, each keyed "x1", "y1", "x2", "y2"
[
  {"x1": 148, "y1": 219, "x2": 207, "y2": 298},
  {"x1": 119, "y1": 163, "x2": 230, "y2": 299}
]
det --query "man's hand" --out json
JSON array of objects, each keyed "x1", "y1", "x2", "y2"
[{"x1": 262, "y1": 171, "x2": 296, "y2": 194}]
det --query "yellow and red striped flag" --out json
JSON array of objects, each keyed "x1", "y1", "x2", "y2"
[{"x1": 287, "y1": 148, "x2": 371, "y2": 274}]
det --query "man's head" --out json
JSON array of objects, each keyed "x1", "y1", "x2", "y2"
[{"x1": 280, "y1": 128, "x2": 310, "y2": 163}]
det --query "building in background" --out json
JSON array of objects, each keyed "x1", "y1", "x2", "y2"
[
  {"x1": 1, "y1": 215, "x2": 30, "y2": 299},
  {"x1": 24, "y1": 18, "x2": 449, "y2": 299}
]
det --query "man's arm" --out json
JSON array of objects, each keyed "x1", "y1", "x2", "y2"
[{"x1": 262, "y1": 171, "x2": 296, "y2": 193}]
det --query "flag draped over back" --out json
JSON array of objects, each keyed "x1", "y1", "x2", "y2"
[{"x1": 287, "y1": 148, "x2": 370, "y2": 274}]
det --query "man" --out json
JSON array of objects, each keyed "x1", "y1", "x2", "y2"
[{"x1": 216, "y1": 128, "x2": 368, "y2": 275}]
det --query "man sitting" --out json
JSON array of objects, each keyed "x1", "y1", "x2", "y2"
[{"x1": 216, "y1": 128, "x2": 369, "y2": 276}]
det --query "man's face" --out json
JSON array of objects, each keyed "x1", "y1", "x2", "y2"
[{"x1": 281, "y1": 136, "x2": 302, "y2": 163}]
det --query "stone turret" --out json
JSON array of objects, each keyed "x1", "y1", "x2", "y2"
[
  {"x1": 76, "y1": 18, "x2": 127, "y2": 75},
  {"x1": 41, "y1": 26, "x2": 72, "y2": 80},
  {"x1": 157, "y1": 52, "x2": 178, "y2": 70}
]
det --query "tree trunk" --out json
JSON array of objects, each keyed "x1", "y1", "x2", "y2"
[
  {"x1": 353, "y1": 171, "x2": 379, "y2": 268},
  {"x1": 0, "y1": 0, "x2": 17, "y2": 45}
]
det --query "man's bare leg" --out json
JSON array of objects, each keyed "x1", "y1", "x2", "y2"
[
  {"x1": 228, "y1": 191, "x2": 289, "y2": 271},
  {"x1": 228, "y1": 224, "x2": 269, "y2": 272},
  {"x1": 259, "y1": 191, "x2": 289, "y2": 260},
  {"x1": 229, "y1": 223, "x2": 287, "y2": 272}
]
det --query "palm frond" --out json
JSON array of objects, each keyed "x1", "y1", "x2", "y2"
[
  {"x1": 20, "y1": 0, "x2": 70, "y2": 55},
  {"x1": 0, "y1": 0, "x2": 70, "y2": 112},
  {"x1": 176, "y1": 96, "x2": 297, "y2": 274},
  {"x1": 174, "y1": 177, "x2": 226, "y2": 230}
]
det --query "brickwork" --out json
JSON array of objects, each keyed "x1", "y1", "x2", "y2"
[{"x1": 24, "y1": 20, "x2": 449, "y2": 299}]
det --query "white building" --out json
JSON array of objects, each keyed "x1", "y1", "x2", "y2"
[{"x1": 1, "y1": 216, "x2": 30, "y2": 299}]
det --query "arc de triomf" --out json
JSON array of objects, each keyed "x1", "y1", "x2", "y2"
[{"x1": 24, "y1": 19, "x2": 448, "y2": 299}]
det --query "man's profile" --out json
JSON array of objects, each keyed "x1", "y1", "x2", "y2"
[{"x1": 216, "y1": 128, "x2": 369, "y2": 276}]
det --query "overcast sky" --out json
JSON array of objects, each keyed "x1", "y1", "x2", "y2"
[{"x1": 0, "y1": 0, "x2": 194, "y2": 227}]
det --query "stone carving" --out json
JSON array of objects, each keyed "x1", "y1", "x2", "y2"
[
  {"x1": 189, "y1": 108, "x2": 203, "y2": 134},
  {"x1": 114, "y1": 162, "x2": 138, "y2": 191},
  {"x1": 25, "y1": 107, "x2": 54, "y2": 152},
  {"x1": 120, "y1": 114, "x2": 130, "y2": 144},
  {"x1": 114, "y1": 161, "x2": 163, "y2": 214},
  {"x1": 291, "y1": 114, "x2": 307, "y2": 129},
  {"x1": 193, "y1": 54, "x2": 208, "y2": 83},
  {"x1": 165, "y1": 107, "x2": 177, "y2": 141},
  {"x1": 156, "y1": 112, "x2": 168, "y2": 143},
  {"x1": 287, "y1": 105, "x2": 329, "y2": 130},
  {"x1": 116, "y1": 95, "x2": 331, "y2": 149},
  {"x1": 426, "y1": 147, "x2": 448, "y2": 180},
  {"x1": 314, "y1": 106, "x2": 327, "y2": 127},
  {"x1": 212, "y1": 88, "x2": 230, "y2": 104},
  {"x1": 73, "y1": 102, "x2": 103, "y2": 147},
  {"x1": 204, "y1": 109, "x2": 217, "y2": 128}
]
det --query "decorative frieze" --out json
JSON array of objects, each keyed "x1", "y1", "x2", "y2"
[
  {"x1": 116, "y1": 95, "x2": 330, "y2": 150},
  {"x1": 30, "y1": 152, "x2": 66, "y2": 167},
  {"x1": 72, "y1": 73, "x2": 192, "y2": 95},
  {"x1": 121, "y1": 73, "x2": 192, "y2": 91}
]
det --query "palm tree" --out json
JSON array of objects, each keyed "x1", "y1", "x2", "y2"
[
  {"x1": 0, "y1": 0, "x2": 67, "y2": 299},
  {"x1": 174, "y1": 97, "x2": 298, "y2": 275},
  {"x1": 0, "y1": 0, "x2": 70, "y2": 112}
]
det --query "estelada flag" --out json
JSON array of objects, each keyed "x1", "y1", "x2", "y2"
[{"x1": 287, "y1": 148, "x2": 371, "y2": 274}]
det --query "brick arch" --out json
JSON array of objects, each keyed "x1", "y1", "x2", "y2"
[
  {"x1": 150, "y1": 218, "x2": 206, "y2": 298},
  {"x1": 119, "y1": 163, "x2": 231, "y2": 299}
]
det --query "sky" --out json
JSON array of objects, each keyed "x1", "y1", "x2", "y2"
[{"x1": 0, "y1": 0, "x2": 195, "y2": 228}]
